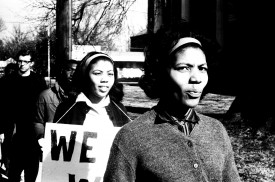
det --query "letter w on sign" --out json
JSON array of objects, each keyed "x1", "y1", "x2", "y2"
[{"x1": 51, "y1": 130, "x2": 77, "y2": 161}]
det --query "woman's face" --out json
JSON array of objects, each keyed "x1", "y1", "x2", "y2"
[
  {"x1": 88, "y1": 59, "x2": 115, "y2": 101},
  {"x1": 167, "y1": 47, "x2": 208, "y2": 108}
]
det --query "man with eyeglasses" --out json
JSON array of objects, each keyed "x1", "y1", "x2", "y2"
[{"x1": 1, "y1": 49, "x2": 47, "y2": 182}]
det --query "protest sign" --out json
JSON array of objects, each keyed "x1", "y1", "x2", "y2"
[{"x1": 40, "y1": 123, "x2": 120, "y2": 182}]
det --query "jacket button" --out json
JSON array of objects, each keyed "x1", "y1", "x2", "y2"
[
  {"x1": 187, "y1": 141, "x2": 193, "y2": 147},
  {"x1": 193, "y1": 163, "x2": 199, "y2": 169}
]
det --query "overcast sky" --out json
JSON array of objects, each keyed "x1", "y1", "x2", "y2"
[
  {"x1": 0, "y1": 0, "x2": 37, "y2": 38},
  {"x1": 0, "y1": 0, "x2": 147, "y2": 41}
]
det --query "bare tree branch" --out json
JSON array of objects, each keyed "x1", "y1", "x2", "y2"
[{"x1": 27, "y1": 0, "x2": 137, "y2": 50}]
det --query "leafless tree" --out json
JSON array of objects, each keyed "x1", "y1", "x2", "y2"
[
  {"x1": 29, "y1": 0, "x2": 136, "y2": 50},
  {"x1": 0, "y1": 25, "x2": 35, "y2": 60},
  {"x1": 11, "y1": 25, "x2": 30, "y2": 45}
]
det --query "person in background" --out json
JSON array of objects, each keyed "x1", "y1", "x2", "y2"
[
  {"x1": 53, "y1": 51, "x2": 131, "y2": 130},
  {"x1": 0, "y1": 63, "x2": 17, "y2": 177},
  {"x1": 49, "y1": 52, "x2": 131, "y2": 180},
  {"x1": 3, "y1": 49, "x2": 47, "y2": 182},
  {"x1": 103, "y1": 22, "x2": 241, "y2": 182},
  {"x1": 34, "y1": 59, "x2": 79, "y2": 140}
]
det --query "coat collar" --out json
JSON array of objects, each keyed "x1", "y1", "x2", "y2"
[
  {"x1": 52, "y1": 82, "x2": 68, "y2": 102},
  {"x1": 76, "y1": 92, "x2": 110, "y2": 109}
]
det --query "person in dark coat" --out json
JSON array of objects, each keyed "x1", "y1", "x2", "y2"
[
  {"x1": 4, "y1": 49, "x2": 47, "y2": 182},
  {"x1": 0, "y1": 63, "x2": 17, "y2": 177},
  {"x1": 43, "y1": 51, "x2": 131, "y2": 181},
  {"x1": 53, "y1": 51, "x2": 131, "y2": 125}
]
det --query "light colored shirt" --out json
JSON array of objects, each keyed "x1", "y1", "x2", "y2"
[{"x1": 76, "y1": 92, "x2": 114, "y2": 129}]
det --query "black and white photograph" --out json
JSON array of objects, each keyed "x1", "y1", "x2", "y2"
[{"x1": 0, "y1": 0, "x2": 274, "y2": 182}]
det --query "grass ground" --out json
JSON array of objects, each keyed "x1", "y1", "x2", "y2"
[{"x1": 226, "y1": 117, "x2": 275, "y2": 182}]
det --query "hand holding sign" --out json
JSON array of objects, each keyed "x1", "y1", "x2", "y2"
[{"x1": 38, "y1": 138, "x2": 46, "y2": 152}]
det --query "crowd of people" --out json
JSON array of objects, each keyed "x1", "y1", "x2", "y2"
[{"x1": 0, "y1": 21, "x2": 241, "y2": 182}]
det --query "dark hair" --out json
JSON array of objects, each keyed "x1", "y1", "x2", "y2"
[
  {"x1": 66, "y1": 59, "x2": 79, "y2": 65},
  {"x1": 16, "y1": 49, "x2": 34, "y2": 62},
  {"x1": 56, "y1": 59, "x2": 80, "y2": 83},
  {"x1": 139, "y1": 22, "x2": 209, "y2": 99},
  {"x1": 72, "y1": 51, "x2": 124, "y2": 102}
]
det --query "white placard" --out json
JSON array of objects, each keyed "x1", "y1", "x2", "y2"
[{"x1": 41, "y1": 123, "x2": 120, "y2": 182}]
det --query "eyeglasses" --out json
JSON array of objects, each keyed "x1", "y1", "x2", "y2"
[{"x1": 18, "y1": 60, "x2": 32, "y2": 64}]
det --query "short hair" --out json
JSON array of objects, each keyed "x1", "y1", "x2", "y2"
[
  {"x1": 63, "y1": 59, "x2": 79, "y2": 67},
  {"x1": 16, "y1": 49, "x2": 34, "y2": 62},
  {"x1": 56, "y1": 59, "x2": 80, "y2": 82}
]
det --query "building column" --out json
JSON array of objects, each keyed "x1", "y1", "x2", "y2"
[
  {"x1": 216, "y1": 0, "x2": 224, "y2": 47},
  {"x1": 181, "y1": 0, "x2": 190, "y2": 21}
]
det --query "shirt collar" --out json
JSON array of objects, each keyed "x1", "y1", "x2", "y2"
[
  {"x1": 154, "y1": 102, "x2": 200, "y2": 125},
  {"x1": 76, "y1": 92, "x2": 110, "y2": 109},
  {"x1": 53, "y1": 82, "x2": 68, "y2": 101}
]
